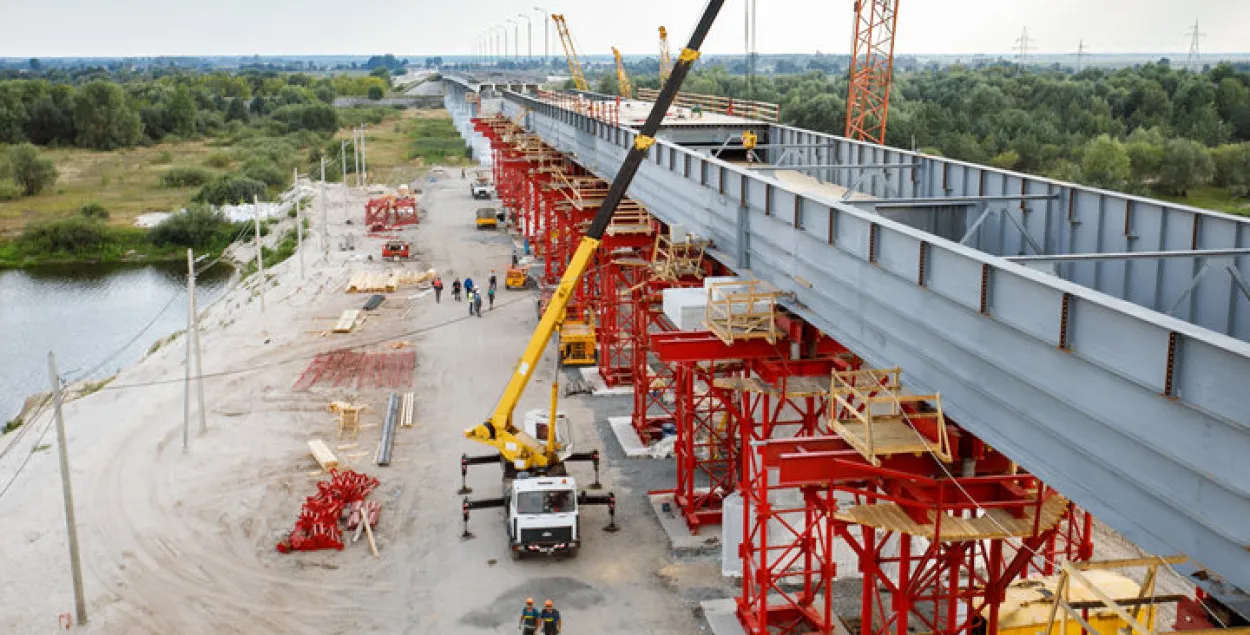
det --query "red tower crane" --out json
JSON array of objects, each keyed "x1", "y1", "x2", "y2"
[{"x1": 844, "y1": 0, "x2": 900, "y2": 144}]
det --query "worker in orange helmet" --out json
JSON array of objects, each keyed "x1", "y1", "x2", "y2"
[
  {"x1": 519, "y1": 597, "x2": 540, "y2": 634},
  {"x1": 540, "y1": 599, "x2": 561, "y2": 634}
]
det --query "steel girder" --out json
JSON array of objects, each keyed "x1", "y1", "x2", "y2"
[{"x1": 495, "y1": 92, "x2": 1250, "y2": 594}]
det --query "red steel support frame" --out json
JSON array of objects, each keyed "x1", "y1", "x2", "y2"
[
  {"x1": 597, "y1": 232, "x2": 654, "y2": 387},
  {"x1": 845, "y1": 0, "x2": 900, "y2": 144}
]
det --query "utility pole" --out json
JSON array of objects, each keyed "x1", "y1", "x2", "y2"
[
  {"x1": 182, "y1": 248, "x2": 207, "y2": 442},
  {"x1": 183, "y1": 248, "x2": 194, "y2": 453},
  {"x1": 1014, "y1": 27, "x2": 1033, "y2": 67},
  {"x1": 353, "y1": 128, "x2": 360, "y2": 187},
  {"x1": 47, "y1": 352, "x2": 88, "y2": 627},
  {"x1": 1076, "y1": 39, "x2": 1087, "y2": 72},
  {"x1": 294, "y1": 168, "x2": 304, "y2": 280},
  {"x1": 340, "y1": 139, "x2": 347, "y2": 187},
  {"x1": 253, "y1": 196, "x2": 266, "y2": 318},
  {"x1": 321, "y1": 158, "x2": 328, "y2": 261},
  {"x1": 360, "y1": 126, "x2": 367, "y2": 187},
  {"x1": 1185, "y1": 20, "x2": 1205, "y2": 71}
]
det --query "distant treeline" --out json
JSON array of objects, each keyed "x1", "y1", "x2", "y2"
[{"x1": 620, "y1": 61, "x2": 1250, "y2": 204}]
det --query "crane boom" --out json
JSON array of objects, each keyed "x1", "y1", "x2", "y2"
[
  {"x1": 464, "y1": 0, "x2": 726, "y2": 471},
  {"x1": 845, "y1": 0, "x2": 900, "y2": 143},
  {"x1": 552, "y1": 14, "x2": 589, "y2": 92},
  {"x1": 611, "y1": 47, "x2": 633, "y2": 98},
  {"x1": 658, "y1": 27, "x2": 672, "y2": 86}
]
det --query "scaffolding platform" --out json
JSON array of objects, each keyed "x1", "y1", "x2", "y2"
[
  {"x1": 835, "y1": 494, "x2": 1070, "y2": 541},
  {"x1": 704, "y1": 280, "x2": 781, "y2": 346}
]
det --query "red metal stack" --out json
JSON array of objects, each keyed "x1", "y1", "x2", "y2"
[{"x1": 276, "y1": 470, "x2": 380, "y2": 553}]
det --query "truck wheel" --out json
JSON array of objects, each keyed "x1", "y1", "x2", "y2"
[
  {"x1": 563, "y1": 546, "x2": 579, "y2": 559},
  {"x1": 511, "y1": 548, "x2": 525, "y2": 562}
]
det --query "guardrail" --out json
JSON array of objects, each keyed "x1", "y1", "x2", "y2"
[{"x1": 635, "y1": 87, "x2": 779, "y2": 122}]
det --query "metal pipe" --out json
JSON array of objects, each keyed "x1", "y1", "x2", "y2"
[
  {"x1": 751, "y1": 163, "x2": 918, "y2": 170},
  {"x1": 376, "y1": 392, "x2": 400, "y2": 466},
  {"x1": 1006, "y1": 248, "x2": 1250, "y2": 263}
]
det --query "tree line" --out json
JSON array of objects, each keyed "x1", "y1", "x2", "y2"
[{"x1": 629, "y1": 61, "x2": 1250, "y2": 206}]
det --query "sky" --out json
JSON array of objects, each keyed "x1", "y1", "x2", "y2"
[{"x1": 2, "y1": 0, "x2": 1248, "y2": 59}]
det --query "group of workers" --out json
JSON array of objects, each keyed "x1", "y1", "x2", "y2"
[
  {"x1": 518, "y1": 597, "x2": 561, "y2": 634},
  {"x1": 430, "y1": 269, "x2": 499, "y2": 317}
]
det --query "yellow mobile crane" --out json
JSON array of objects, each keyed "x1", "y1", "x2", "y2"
[
  {"x1": 611, "y1": 47, "x2": 633, "y2": 98},
  {"x1": 459, "y1": 0, "x2": 725, "y2": 557},
  {"x1": 658, "y1": 26, "x2": 673, "y2": 86},
  {"x1": 552, "y1": 14, "x2": 589, "y2": 92}
]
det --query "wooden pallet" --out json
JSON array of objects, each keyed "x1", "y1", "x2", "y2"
[{"x1": 346, "y1": 272, "x2": 399, "y2": 293}]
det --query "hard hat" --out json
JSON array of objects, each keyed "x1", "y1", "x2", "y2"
[
  {"x1": 525, "y1": 598, "x2": 534, "y2": 605},
  {"x1": 544, "y1": 599, "x2": 553, "y2": 607}
]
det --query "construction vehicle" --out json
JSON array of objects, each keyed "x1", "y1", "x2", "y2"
[
  {"x1": 506, "y1": 264, "x2": 532, "y2": 290},
  {"x1": 475, "y1": 207, "x2": 499, "y2": 230},
  {"x1": 658, "y1": 27, "x2": 672, "y2": 87},
  {"x1": 381, "y1": 239, "x2": 410, "y2": 260},
  {"x1": 458, "y1": 0, "x2": 725, "y2": 556},
  {"x1": 611, "y1": 47, "x2": 632, "y2": 99},
  {"x1": 470, "y1": 176, "x2": 494, "y2": 200},
  {"x1": 552, "y1": 14, "x2": 589, "y2": 92}
]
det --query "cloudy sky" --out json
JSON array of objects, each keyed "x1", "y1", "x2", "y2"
[{"x1": 2, "y1": 0, "x2": 1247, "y2": 58}]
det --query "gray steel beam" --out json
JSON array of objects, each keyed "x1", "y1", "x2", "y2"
[
  {"x1": 484, "y1": 91, "x2": 1250, "y2": 595},
  {"x1": 876, "y1": 194, "x2": 1059, "y2": 208},
  {"x1": 1008, "y1": 248, "x2": 1250, "y2": 263},
  {"x1": 752, "y1": 163, "x2": 917, "y2": 171}
]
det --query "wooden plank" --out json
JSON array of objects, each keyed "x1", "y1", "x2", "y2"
[
  {"x1": 307, "y1": 439, "x2": 339, "y2": 472},
  {"x1": 1074, "y1": 555, "x2": 1188, "y2": 570},
  {"x1": 333, "y1": 310, "x2": 361, "y2": 333},
  {"x1": 363, "y1": 513, "x2": 380, "y2": 557}
]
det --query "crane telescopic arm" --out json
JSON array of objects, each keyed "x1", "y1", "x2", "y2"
[
  {"x1": 611, "y1": 47, "x2": 633, "y2": 98},
  {"x1": 552, "y1": 14, "x2": 589, "y2": 92},
  {"x1": 464, "y1": 0, "x2": 725, "y2": 471}
]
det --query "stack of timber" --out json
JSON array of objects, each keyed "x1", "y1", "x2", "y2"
[
  {"x1": 308, "y1": 439, "x2": 339, "y2": 472},
  {"x1": 399, "y1": 392, "x2": 415, "y2": 428},
  {"x1": 332, "y1": 310, "x2": 363, "y2": 333},
  {"x1": 346, "y1": 272, "x2": 399, "y2": 293}
]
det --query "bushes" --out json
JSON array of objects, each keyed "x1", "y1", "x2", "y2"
[
  {"x1": 269, "y1": 102, "x2": 340, "y2": 134},
  {"x1": 80, "y1": 202, "x2": 109, "y2": 220},
  {"x1": 18, "y1": 216, "x2": 109, "y2": 253},
  {"x1": 8, "y1": 143, "x2": 58, "y2": 195},
  {"x1": 241, "y1": 159, "x2": 286, "y2": 188},
  {"x1": 194, "y1": 174, "x2": 267, "y2": 206},
  {"x1": 204, "y1": 152, "x2": 233, "y2": 168},
  {"x1": 160, "y1": 166, "x2": 212, "y2": 188},
  {"x1": 149, "y1": 205, "x2": 237, "y2": 249}
]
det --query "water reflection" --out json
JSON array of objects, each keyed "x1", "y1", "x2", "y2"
[{"x1": 0, "y1": 262, "x2": 232, "y2": 420}]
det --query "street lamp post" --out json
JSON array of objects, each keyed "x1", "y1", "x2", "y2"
[
  {"x1": 505, "y1": 18, "x2": 519, "y2": 62},
  {"x1": 533, "y1": 8, "x2": 550, "y2": 66},
  {"x1": 517, "y1": 14, "x2": 533, "y2": 61},
  {"x1": 500, "y1": 24, "x2": 509, "y2": 64}
]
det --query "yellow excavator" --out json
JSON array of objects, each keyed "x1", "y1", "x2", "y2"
[{"x1": 458, "y1": 0, "x2": 726, "y2": 558}]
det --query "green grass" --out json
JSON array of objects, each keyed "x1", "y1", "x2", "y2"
[
  {"x1": 240, "y1": 227, "x2": 298, "y2": 278},
  {"x1": 1160, "y1": 186, "x2": 1250, "y2": 217},
  {"x1": 407, "y1": 117, "x2": 468, "y2": 164}
]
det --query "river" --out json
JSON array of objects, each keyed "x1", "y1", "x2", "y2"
[{"x1": 0, "y1": 262, "x2": 232, "y2": 421}]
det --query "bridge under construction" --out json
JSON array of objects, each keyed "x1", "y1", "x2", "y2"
[{"x1": 444, "y1": 74, "x2": 1250, "y2": 634}]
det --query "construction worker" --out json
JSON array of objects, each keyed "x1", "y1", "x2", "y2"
[
  {"x1": 451, "y1": 278, "x2": 462, "y2": 302},
  {"x1": 519, "y1": 597, "x2": 540, "y2": 635},
  {"x1": 464, "y1": 276, "x2": 475, "y2": 296},
  {"x1": 487, "y1": 285, "x2": 496, "y2": 310},
  {"x1": 540, "y1": 599, "x2": 561, "y2": 634},
  {"x1": 473, "y1": 289, "x2": 484, "y2": 317},
  {"x1": 467, "y1": 290, "x2": 476, "y2": 316},
  {"x1": 432, "y1": 276, "x2": 444, "y2": 303},
  {"x1": 489, "y1": 269, "x2": 498, "y2": 291}
]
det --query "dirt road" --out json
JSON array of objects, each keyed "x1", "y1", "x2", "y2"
[{"x1": 0, "y1": 171, "x2": 714, "y2": 633}]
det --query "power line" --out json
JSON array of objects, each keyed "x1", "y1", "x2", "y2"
[{"x1": 0, "y1": 407, "x2": 55, "y2": 501}]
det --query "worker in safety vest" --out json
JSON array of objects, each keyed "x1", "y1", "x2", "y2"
[
  {"x1": 540, "y1": 599, "x2": 561, "y2": 634},
  {"x1": 489, "y1": 269, "x2": 498, "y2": 291},
  {"x1": 432, "y1": 277, "x2": 444, "y2": 303},
  {"x1": 473, "y1": 289, "x2": 484, "y2": 317},
  {"x1": 519, "y1": 597, "x2": 540, "y2": 634},
  {"x1": 464, "y1": 276, "x2": 475, "y2": 295}
]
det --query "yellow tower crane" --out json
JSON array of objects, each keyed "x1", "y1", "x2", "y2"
[
  {"x1": 658, "y1": 26, "x2": 673, "y2": 86},
  {"x1": 552, "y1": 14, "x2": 589, "y2": 92},
  {"x1": 611, "y1": 47, "x2": 633, "y2": 98}
]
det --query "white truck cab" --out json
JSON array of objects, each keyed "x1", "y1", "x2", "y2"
[{"x1": 506, "y1": 477, "x2": 580, "y2": 556}]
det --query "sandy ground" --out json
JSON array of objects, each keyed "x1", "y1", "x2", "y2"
[{"x1": 0, "y1": 170, "x2": 715, "y2": 634}]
